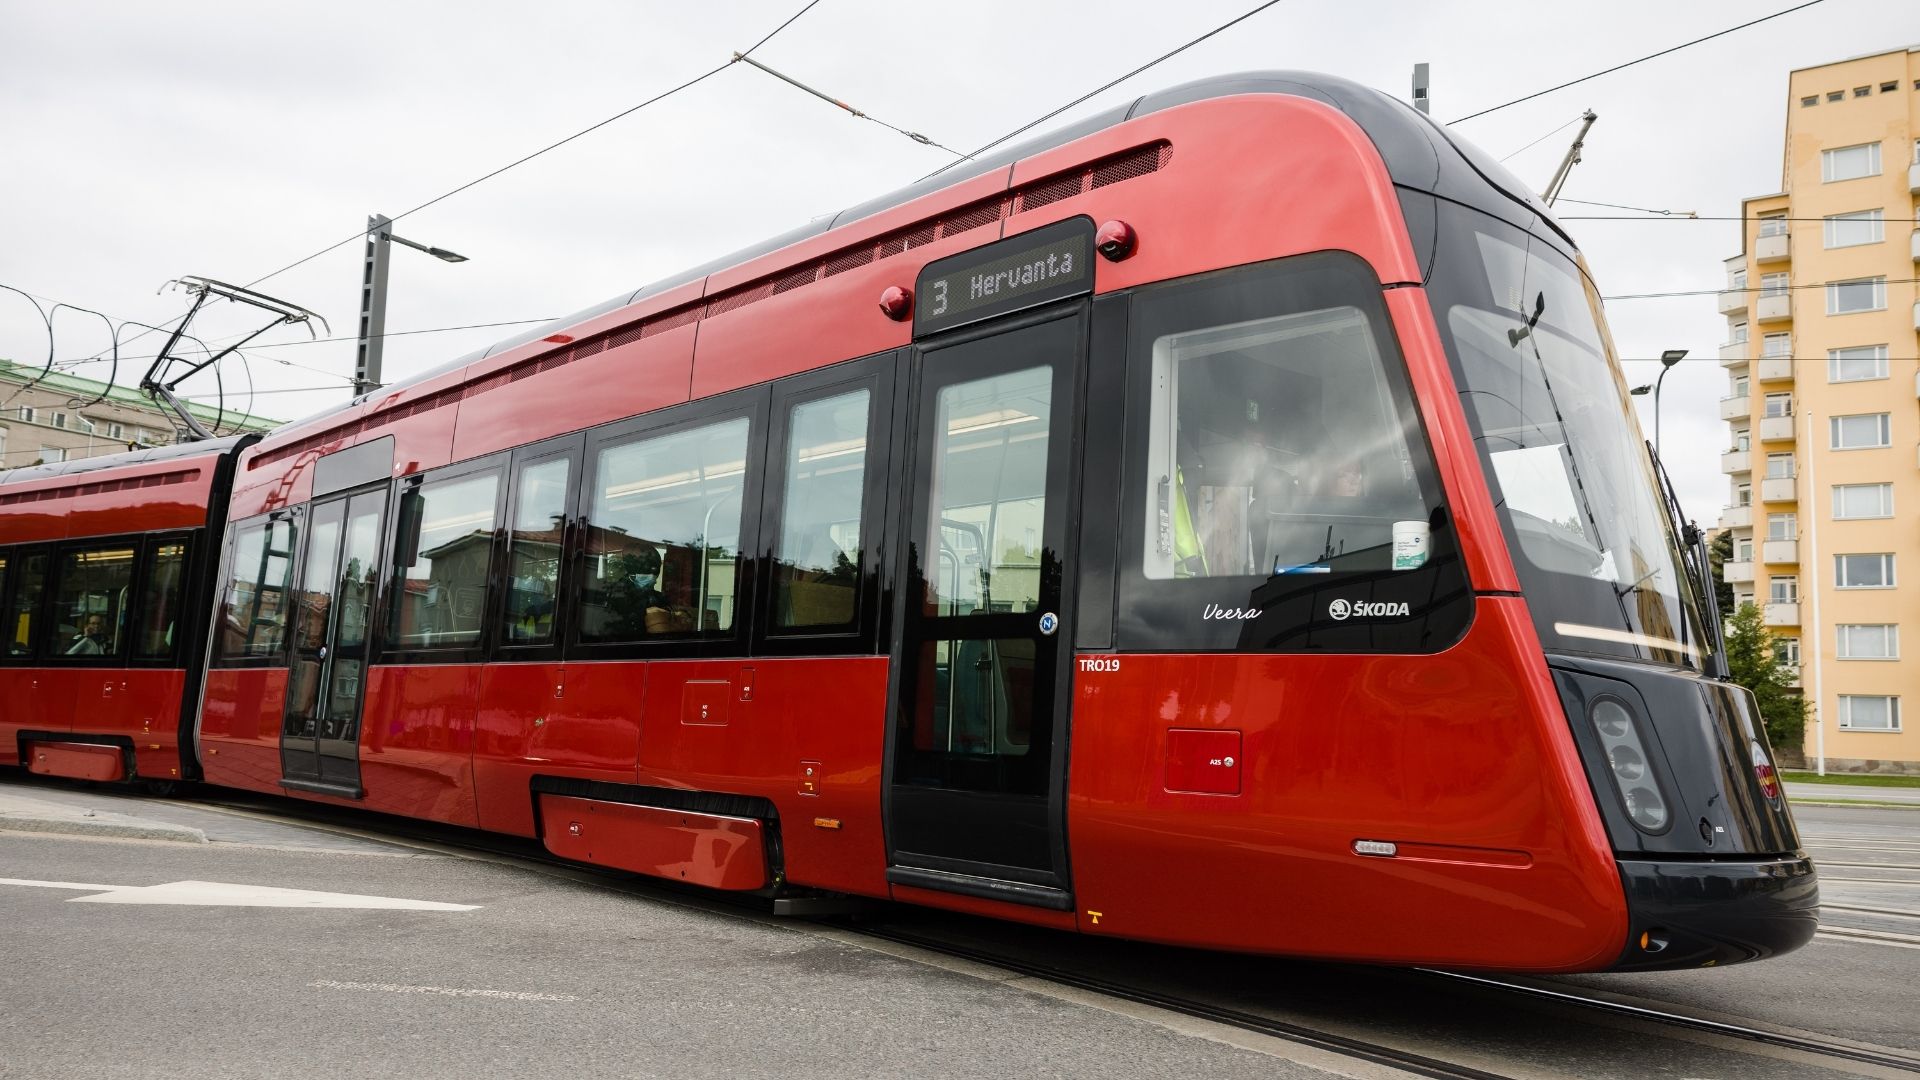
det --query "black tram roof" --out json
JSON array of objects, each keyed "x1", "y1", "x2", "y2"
[{"x1": 370, "y1": 70, "x2": 1574, "y2": 406}]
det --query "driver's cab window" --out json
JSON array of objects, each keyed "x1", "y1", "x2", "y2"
[{"x1": 1144, "y1": 308, "x2": 1433, "y2": 579}]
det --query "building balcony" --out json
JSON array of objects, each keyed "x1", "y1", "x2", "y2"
[
  {"x1": 1762, "y1": 538, "x2": 1798, "y2": 564},
  {"x1": 1911, "y1": 228, "x2": 1920, "y2": 262},
  {"x1": 1910, "y1": 161, "x2": 1920, "y2": 194},
  {"x1": 1720, "y1": 504, "x2": 1752, "y2": 529},
  {"x1": 1764, "y1": 601, "x2": 1800, "y2": 627},
  {"x1": 1717, "y1": 289, "x2": 1748, "y2": 315},
  {"x1": 1755, "y1": 294, "x2": 1791, "y2": 322},
  {"x1": 1913, "y1": 300, "x2": 1920, "y2": 332},
  {"x1": 1719, "y1": 395, "x2": 1750, "y2": 421},
  {"x1": 1720, "y1": 449, "x2": 1750, "y2": 473},
  {"x1": 1757, "y1": 355, "x2": 1793, "y2": 381},
  {"x1": 1754, "y1": 233, "x2": 1790, "y2": 263},
  {"x1": 1724, "y1": 560, "x2": 1755, "y2": 583},
  {"x1": 1719, "y1": 341, "x2": 1749, "y2": 365},
  {"x1": 1760, "y1": 476, "x2": 1796, "y2": 502},
  {"x1": 1758, "y1": 415, "x2": 1795, "y2": 441}
]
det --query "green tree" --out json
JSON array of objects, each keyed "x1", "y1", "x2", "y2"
[
  {"x1": 1707, "y1": 530, "x2": 1734, "y2": 614},
  {"x1": 1723, "y1": 601, "x2": 1807, "y2": 751}
]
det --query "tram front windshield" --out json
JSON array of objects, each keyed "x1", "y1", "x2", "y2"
[{"x1": 1431, "y1": 205, "x2": 1708, "y2": 669}]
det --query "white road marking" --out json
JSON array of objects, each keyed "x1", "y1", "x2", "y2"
[
  {"x1": 310, "y1": 979, "x2": 574, "y2": 1002},
  {"x1": 0, "y1": 877, "x2": 477, "y2": 910}
]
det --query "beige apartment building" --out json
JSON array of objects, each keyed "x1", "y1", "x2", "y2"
[
  {"x1": 1715, "y1": 46, "x2": 1920, "y2": 772},
  {"x1": 0, "y1": 359, "x2": 276, "y2": 469}
]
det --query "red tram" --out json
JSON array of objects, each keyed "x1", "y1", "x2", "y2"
[{"x1": 0, "y1": 72, "x2": 1816, "y2": 972}]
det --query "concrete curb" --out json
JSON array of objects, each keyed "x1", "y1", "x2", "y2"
[{"x1": 0, "y1": 810, "x2": 208, "y2": 844}]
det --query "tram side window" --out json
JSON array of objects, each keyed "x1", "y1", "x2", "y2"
[
  {"x1": 1142, "y1": 307, "x2": 1432, "y2": 579},
  {"x1": 390, "y1": 469, "x2": 502, "y2": 650},
  {"x1": 217, "y1": 518, "x2": 295, "y2": 660},
  {"x1": 134, "y1": 541, "x2": 189, "y2": 660},
  {"x1": 501, "y1": 456, "x2": 571, "y2": 645},
  {"x1": 51, "y1": 545, "x2": 136, "y2": 658},
  {"x1": 8, "y1": 552, "x2": 46, "y2": 656},
  {"x1": 773, "y1": 389, "x2": 870, "y2": 632},
  {"x1": 580, "y1": 416, "x2": 750, "y2": 642}
]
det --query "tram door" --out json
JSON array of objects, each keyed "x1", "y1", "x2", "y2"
[
  {"x1": 280, "y1": 486, "x2": 386, "y2": 795},
  {"x1": 885, "y1": 310, "x2": 1083, "y2": 906}
]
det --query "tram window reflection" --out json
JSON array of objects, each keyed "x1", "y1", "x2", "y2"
[
  {"x1": 134, "y1": 541, "x2": 189, "y2": 659},
  {"x1": 217, "y1": 519, "x2": 295, "y2": 660},
  {"x1": 1142, "y1": 307, "x2": 1430, "y2": 579},
  {"x1": 580, "y1": 416, "x2": 750, "y2": 642},
  {"x1": 52, "y1": 545, "x2": 136, "y2": 658},
  {"x1": 391, "y1": 470, "x2": 501, "y2": 649},
  {"x1": 773, "y1": 389, "x2": 869, "y2": 632},
  {"x1": 502, "y1": 456, "x2": 571, "y2": 645},
  {"x1": 6, "y1": 552, "x2": 43, "y2": 657}
]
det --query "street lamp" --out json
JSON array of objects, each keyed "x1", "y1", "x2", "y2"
[
  {"x1": 1651, "y1": 349, "x2": 1687, "y2": 454},
  {"x1": 354, "y1": 213, "x2": 467, "y2": 398}
]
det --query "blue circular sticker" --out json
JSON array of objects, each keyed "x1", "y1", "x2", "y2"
[{"x1": 1038, "y1": 612, "x2": 1059, "y2": 635}]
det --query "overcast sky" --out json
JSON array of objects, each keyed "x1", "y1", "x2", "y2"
[{"x1": 2, "y1": 0, "x2": 1914, "y2": 517}]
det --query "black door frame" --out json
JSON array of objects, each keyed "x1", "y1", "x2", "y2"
[
  {"x1": 279, "y1": 481, "x2": 387, "y2": 797},
  {"x1": 882, "y1": 301, "x2": 1089, "y2": 909}
]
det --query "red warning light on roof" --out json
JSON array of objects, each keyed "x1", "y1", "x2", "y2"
[{"x1": 543, "y1": 334, "x2": 576, "y2": 344}]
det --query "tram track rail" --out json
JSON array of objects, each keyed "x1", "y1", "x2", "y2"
[{"x1": 165, "y1": 789, "x2": 1920, "y2": 1078}]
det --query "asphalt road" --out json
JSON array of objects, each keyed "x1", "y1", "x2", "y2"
[
  {"x1": 2, "y1": 778, "x2": 1915, "y2": 1079},
  {"x1": 0, "y1": 782, "x2": 1353, "y2": 1080}
]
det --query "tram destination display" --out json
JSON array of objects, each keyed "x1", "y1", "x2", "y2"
[{"x1": 914, "y1": 217, "x2": 1094, "y2": 335}]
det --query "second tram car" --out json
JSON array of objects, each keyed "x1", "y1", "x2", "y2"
[{"x1": 1, "y1": 72, "x2": 1817, "y2": 972}]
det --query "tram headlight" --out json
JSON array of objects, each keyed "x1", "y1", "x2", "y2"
[{"x1": 1589, "y1": 698, "x2": 1670, "y2": 833}]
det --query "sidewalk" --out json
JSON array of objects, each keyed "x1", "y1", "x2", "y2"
[
  {"x1": 0, "y1": 784, "x2": 208, "y2": 843},
  {"x1": 1785, "y1": 781, "x2": 1920, "y2": 807}
]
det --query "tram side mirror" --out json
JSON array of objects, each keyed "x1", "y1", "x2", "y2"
[{"x1": 395, "y1": 488, "x2": 424, "y2": 569}]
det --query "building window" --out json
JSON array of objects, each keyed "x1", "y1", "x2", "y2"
[
  {"x1": 106, "y1": 423, "x2": 123, "y2": 440},
  {"x1": 1729, "y1": 321, "x2": 1748, "y2": 345},
  {"x1": 1837, "y1": 624, "x2": 1898, "y2": 660},
  {"x1": 1732, "y1": 375, "x2": 1750, "y2": 398},
  {"x1": 1759, "y1": 271, "x2": 1789, "y2": 297},
  {"x1": 39, "y1": 446, "x2": 65, "y2": 464},
  {"x1": 1829, "y1": 413, "x2": 1890, "y2": 449},
  {"x1": 15, "y1": 407, "x2": 33, "y2": 424},
  {"x1": 1773, "y1": 637, "x2": 1800, "y2": 666},
  {"x1": 77, "y1": 417, "x2": 95, "y2": 434},
  {"x1": 1828, "y1": 344, "x2": 1888, "y2": 382},
  {"x1": 49, "y1": 412, "x2": 68, "y2": 430},
  {"x1": 1763, "y1": 392, "x2": 1791, "y2": 418},
  {"x1": 1757, "y1": 215, "x2": 1789, "y2": 238},
  {"x1": 1766, "y1": 512, "x2": 1796, "y2": 541},
  {"x1": 1800, "y1": 95, "x2": 1818, "y2": 107},
  {"x1": 1835, "y1": 553, "x2": 1895, "y2": 589},
  {"x1": 1735, "y1": 483, "x2": 1752, "y2": 507},
  {"x1": 1852, "y1": 85, "x2": 1871, "y2": 98},
  {"x1": 1769, "y1": 575, "x2": 1798, "y2": 603},
  {"x1": 1823, "y1": 209, "x2": 1884, "y2": 248},
  {"x1": 1764, "y1": 452, "x2": 1794, "y2": 479},
  {"x1": 1729, "y1": 268, "x2": 1748, "y2": 290},
  {"x1": 1736, "y1": 537, "x2": 1754, "y2": 561},
  {"x1": 1825, "y1": 91, "x2": 1844, "y2": 103},
  {"x1": 1832, "y1": 482, "x2": 1892, "y2": 519},
  {"x1": 1761, "y1": 333, "x2": 1791, "y2": 359},
  {"x1": 1825, "y1": 277, "x2": 1885, "y2": 314},
  {"x1": 1837, "y1": 695, "x2": 1900, "y2": 732},
  {"x1": 1820, "y1": 142, "x2": 1881, "y2": 181},
  {"x1": 1734, "y1": 430, "x2": 1751, "y2": 452},
  {"x1": 1880, "y1": 82, "x2": 1898, "y2": 94}
]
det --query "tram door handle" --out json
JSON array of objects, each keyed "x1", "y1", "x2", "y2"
[{"x1": 316, "y1": 645, "x2": 329, "y2": 660}]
